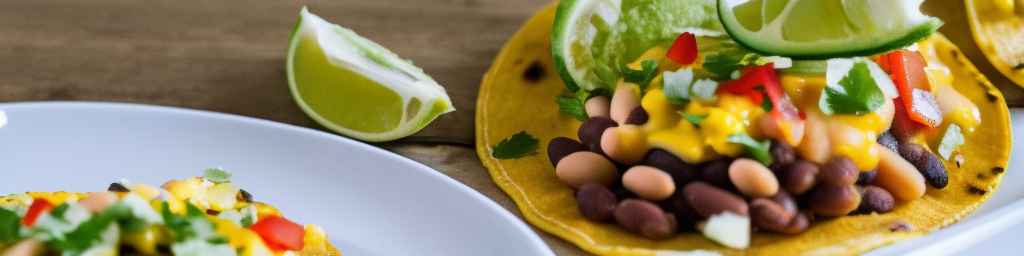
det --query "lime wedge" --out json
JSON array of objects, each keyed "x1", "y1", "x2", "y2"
[
  {"x1": 287, "y1": 8, "x2": 454, "y2": 142},
  {"x1": 718, "y1": 0, "x2": 942, "y2": 58},
  {"x1": 552, "y1": 0, "x2": 723, "y2": 92}
]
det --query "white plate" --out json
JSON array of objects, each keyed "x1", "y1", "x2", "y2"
[
  {"x1": 0, "y1": 102, "x2": 553, "y2": 256},
  {"x1": 870, "y1": 110, "x2": 1023, "y2": 256}
]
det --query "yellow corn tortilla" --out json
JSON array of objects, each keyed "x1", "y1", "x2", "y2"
[
  {"x1": 476, "y1": 3, "x2": 1011, "y2": 255},
  {"x1": 0, "y1": 192, "x2": 341, "y2": 256},
  {"x1": 965, "y1": 0, "x2": 1024, "y2": 87}
]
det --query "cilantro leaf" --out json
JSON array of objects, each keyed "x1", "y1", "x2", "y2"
[
  {"x1": 938, "y1": 124, "x2": 965, "y2": 160},
  {"x1": 819, "y1": 61, "x2": 885, "y2": 115},
  {"x1": 491, "y1": 131, "x2": 539, "y2": 159},
  {"x1": 702, "y1": 47, "x2": 750, "y2": 79},
  {"x1": 0, "y1": 207, "x2": 20, "y2": 244},
  {"x1": 556, "y1": 89, "x2": 591, "y2": 121},
  {"x1": 203, "y1": 168, "x2": 232, "y2": 183},
  {"x1": 727, "y1": 134, "x2": 774, "y2": 166},
  {"x1": 555, "y1": 96, "x2": 587, "y2": 121},
  {"x1": 623, "y1": 60, "x2": 659, "y2": 90}
]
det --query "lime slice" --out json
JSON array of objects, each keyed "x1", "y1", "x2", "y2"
[
  {"x1": 552, "y1": 0, "x2": 723, "y2": 92},
  {"x1": 287, "y1": 8, "x2": 454, "y2": 142},
  {"x1": 718, "y1": 0, "x2": 942, "y2": 58}
]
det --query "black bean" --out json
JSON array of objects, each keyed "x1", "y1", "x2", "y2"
[
  {"x1": 918, "y1": 152, "x2": 948, "y2": 188},
  {"x1": 808, "y1": 185, "x2": 861, "y2": 217},
  {"x1": 107, "y1": 183, "x2": 130, "y2": 192},
  {"x1": 782, "y1": 160, "x2": 819, "y2": 195},
  {"x1": 237, "y1": 189, "x2": 253, "y2": 203},
  {"x1": 899, "y1": 144, "x2": 948, "y2": 188},
  {"x1": 877, "y1": 132, "x2": 899, "y2": 152},
  {"x1": 750, "y1": 198, "x2": 792, "y2": 232},
  {"x1": 576, "y1": 184, "x2": 619, "y2": 222},
  {"x1": 643, "y1": 149, "x2": 697, "y2": 186},
  {"x1": 612, "y1": 183, "x2": 638, "y2": 200},
  {"x1": 857, "y1": 170, "x2": 877, "y2": 186},
  {"x1": 578, "y1": 117, "x2": 618, "y2": 154},
  {"x1": 857, "y1": 186, "x2": 895, "y2": 214},
  {"x1": 624, "y1": 106, "x2": 649, "y2": 125},
  {"x1": 614, "y1": 199, "x2": 678, "y2": 239},
  {"x1": 770, "y1": 140, "x2": 796, "y2": 166},
  {"x1": 700, "y1": 159, "x2": 736, "y2": 191},
  {"x1": 668, "y1": 191, "x2": 700, "y2": 231},
  {"x1": 547, "y1": 137, "x2": 588, "y2": 166},
  {"x1": 897, "y1": 143, "x2": 927, "y2": 167},
  {"x1": 820, "y1": 157, "x2": 859, "y2": 186}
]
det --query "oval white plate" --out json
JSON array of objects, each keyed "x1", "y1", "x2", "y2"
[{"x1": 0, "y1": 102, "x2": 553, "y2": 256}]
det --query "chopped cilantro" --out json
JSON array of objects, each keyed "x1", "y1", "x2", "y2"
[
  {"x1": 0, "y1": 207, "x2": 20, "y2": 243},
  {"x1": 240, "y1": 214, "x2": 254, "y2": 228},
  {"x1": 50, "y1": 203, "x2": 131, "y2": 252},
  {"x1": 623, "y1": 60, "x2": 659, "y2": 90},
  {"x1": 680, "y1": 112, "x2": 707, "y2": 126},
  {"x1": 203, "y1": 168, "x2": 232, "y2": 183},
  {"x1": 491, "y1": 131, "x2": 539, "y2": 159},
  {"x1": 819, "y1": 60, "x2": 886, "y2": 115},
  {"x1": 727, "y1": 134, "x2": 774, "y2": 166},
  {"x1": 162, "y1": 203, "x2": 211, "y2": 243},
  {"x1": 761, "y1": 97, "x2": 773, "y2": 112},
  {"x1": 938, "y1": 124, "x2": 965, "y2": 160},
  {"x1": 162, "y1": 203, "x2": 193, "y2": 242},
  {"x1": 207, "y1": 236, "x2": 229, "y2": 244},
  {"x1": 50, "y1": 203, "x2": 70, "y2": 219}
]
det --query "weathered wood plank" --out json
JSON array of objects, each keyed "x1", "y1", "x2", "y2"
[{"x1": 0, "y1": 0, "x2": 550, "y2": 144}]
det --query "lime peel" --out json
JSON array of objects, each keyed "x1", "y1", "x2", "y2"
[
  {"x1": 287, "y1": 8, "x2": 454, "y2": 142},
  {"x1": 718, "y1": 0, "x2": 942, "y2": 58}
]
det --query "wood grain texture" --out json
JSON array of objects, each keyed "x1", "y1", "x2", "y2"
[{"x1": 0, "y1": 0, "x2": 550, "y2": 145}]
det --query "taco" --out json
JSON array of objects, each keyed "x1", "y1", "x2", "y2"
[
  {"x1": 965, "y1": 0, "x2": 1024, "y2": 87},
  {"x1": 0, "y1": 171, "x2": 340, "y2": 256},
  {"x1": 477, "y1": 1, "x2": 1010, "y2": 255}
]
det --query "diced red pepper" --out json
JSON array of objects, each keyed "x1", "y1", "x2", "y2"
[
  {"x1": 22, "y1": 198, "x2": 54, "y2": 227},
  {"x1": 891, "y1": 99, "x2": 924, "y2": 141},
  {"x1": 666, "y1": 32, "x2": 698, "y2": 65},
  {"x1": 718, "y1": 64, "x2": 801, "y2": 120},
  {"x1": 878, "y1": 50, "x2": 942, "y2": 127},
  {"x1": 250, "y1": 216, "x2": 305, "y2": 251}
]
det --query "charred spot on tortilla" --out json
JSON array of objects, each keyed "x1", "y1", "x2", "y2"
[
  {"x1": 992, "y1": 166, "x2": 1006, "y2": 175},
  {"x1": 968, "y1": 185, "x2": 988, "y2": 195},
  {"x1": 986, "y1": 91, "x2": 999, "y2": 102},
  {"x1": 977, "y1": 173, "x2": 987, "y2": 180},
  {"x1": 523, "y1": 61, "x2": 545, "y2": 83},
  {"x1": 889, "y1": 220, "x2": 913, "y2": 232},
  {"x1": 1014, "y1": 63, "x2": 1024, "y2": 71}
]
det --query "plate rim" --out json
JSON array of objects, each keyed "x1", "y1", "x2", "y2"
[{"x1": 0, "y1": 101, "x2": 555, "y2": 256}]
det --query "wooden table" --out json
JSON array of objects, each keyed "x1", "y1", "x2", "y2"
[{"x1": 1, "y1": 1, "x2": 1018, "y2": 255}]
